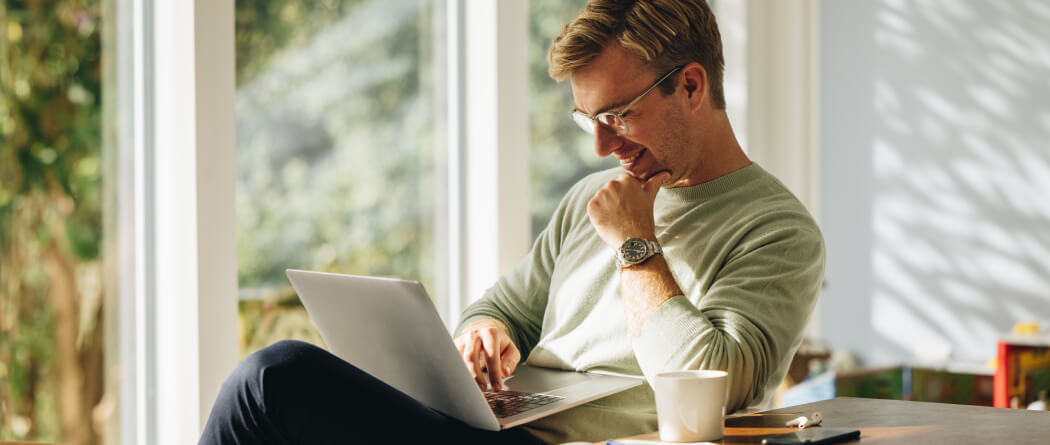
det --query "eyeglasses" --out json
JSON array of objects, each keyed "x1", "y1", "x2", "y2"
[{"x1": 570, "y1": 65, "x2": 683, "y2": 136}]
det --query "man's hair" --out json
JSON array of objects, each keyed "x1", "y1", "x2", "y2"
[{"x1": 548, "y1": 0, "x2": 726, "y2": 109}]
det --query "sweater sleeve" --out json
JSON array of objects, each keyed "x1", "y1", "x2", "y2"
[
  {"x1": 454, "y1": 176, "x2": 593, "y2": 358},
  {"x1": 631, "y1": 216, "x2": 825, "y2": 413}
]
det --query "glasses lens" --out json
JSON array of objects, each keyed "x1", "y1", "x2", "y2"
[
  {"x1": 571, "y1": 111, "x2": 595, "y2": 135},
  {"x1": 596, "y1": 113, "x2": 626, "y2": 135}
]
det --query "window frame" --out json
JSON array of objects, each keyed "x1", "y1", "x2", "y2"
[
  {"x1": 453, "y1": 0, "x2": 531, "y2": 326},
  {"x1": 111, "y1": 0, "x2": 238, "y2": 443}
]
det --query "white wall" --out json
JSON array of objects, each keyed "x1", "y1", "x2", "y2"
[{"x1": 820, "y1": 0, "x2": 1050, "y2": 366}]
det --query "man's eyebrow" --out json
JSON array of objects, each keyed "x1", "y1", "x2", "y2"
[{"x1": 574, "y1": 98, "x2": 632, "y2": 116}]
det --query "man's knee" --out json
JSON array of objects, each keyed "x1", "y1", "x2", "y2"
[
  {"x1": 204, "y1": 340, "x2": 327, "y2": 442},
  {"x1": 227, "y1": 339, "x2": 326, "y2": 395}
]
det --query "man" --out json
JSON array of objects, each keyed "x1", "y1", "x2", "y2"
[{"x1": 200, "y1": 0, "x2": 824, "y2": 444}]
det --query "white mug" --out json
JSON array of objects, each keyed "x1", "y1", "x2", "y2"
[{"x1": 653, "y1": 370, "x2": 728, "y2": 442}]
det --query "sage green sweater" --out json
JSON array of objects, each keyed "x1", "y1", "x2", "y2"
[{"x1": 456, "y1": 164, "x2": 825, "y2": 444}]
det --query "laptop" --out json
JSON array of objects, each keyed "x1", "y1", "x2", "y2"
[{"x1": 286, "y1": 269, "x2": 643, "y2": 431}]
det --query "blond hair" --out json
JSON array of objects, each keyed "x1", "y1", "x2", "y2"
[{"x1": 548, "y1": 0, "x2": 726, "y2": 109}]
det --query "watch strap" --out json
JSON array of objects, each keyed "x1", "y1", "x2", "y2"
[{"x1": 616, "y1": 237, "x2": 662, "y2": 268}]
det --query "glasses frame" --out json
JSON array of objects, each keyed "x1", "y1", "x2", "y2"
[{"x1": 571, "y1": 65, "x2": 683, "y2": 136}]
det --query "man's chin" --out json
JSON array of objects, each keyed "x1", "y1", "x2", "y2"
[
  {"x1": 623, "y1": 167, "x2": 650, "y2": 180},
  {"x1": 624, "y1": 168, "x2": 670, "y2": 183}
]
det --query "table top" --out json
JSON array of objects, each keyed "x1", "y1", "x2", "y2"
[{"x1": 609, "y1": 397, "x2": 1050, "y2": 444}]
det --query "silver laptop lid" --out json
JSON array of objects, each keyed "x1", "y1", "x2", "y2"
[{"x1": 286, "y1": 269, "x2": 501, "y2": 431}]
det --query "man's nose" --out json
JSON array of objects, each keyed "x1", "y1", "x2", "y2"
[{"x1": 593, "y1": 123, "x2": 622, "y2": 158}]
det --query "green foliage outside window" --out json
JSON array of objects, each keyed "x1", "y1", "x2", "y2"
[
  {"x1": 1, "y1": 1, "x2": 104, "y2": 444},
  {"x1": 234, "y1": 0, "x2": 440, "y2": 355}
]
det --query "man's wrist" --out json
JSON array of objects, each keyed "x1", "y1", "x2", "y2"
[{"x1": 616, "y1": 237, "x2": 663, "y2": 268}]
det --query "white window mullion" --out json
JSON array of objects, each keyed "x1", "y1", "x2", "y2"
[
  {"x1": 114, "y1": 0, "x2": 240, "y2": 443},
  {"x1": 190, "y1": 0, "x2": 239, "y2": 434},
  {"x1": 493, "y1": 0, "x2": 531, "y2": 285},
  {"x1": 112, "y1": 0, "x2": 158, "y2": 443},
  {"x1": 111, "y1": 0, "x2": 147, "y2": 444},
  {"x1": 151, "y1": 1, "x2": 197, "y2": 440},
  {"x1": 444, "y1": 0, "x2": 465, "y2": 329},
  {"x1": 456, "y1": 0, "x2": 530, "y2": 324}
]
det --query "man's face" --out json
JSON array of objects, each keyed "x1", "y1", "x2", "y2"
[{"x1": 570, "y1": 44, "x2": 695, "y2": 185}]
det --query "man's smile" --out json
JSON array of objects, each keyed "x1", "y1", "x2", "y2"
[{"x1": 618, "y1": 148, "x2": 646, "y2": 166}]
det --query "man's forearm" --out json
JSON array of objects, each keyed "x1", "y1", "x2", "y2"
[{"x1": 619, "y1": 254, "x2": 683, "y2": 337}]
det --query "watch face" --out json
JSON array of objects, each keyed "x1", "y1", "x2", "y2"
[{"x1": 621, "y1": 238, "x2": 650, "y2": 262}]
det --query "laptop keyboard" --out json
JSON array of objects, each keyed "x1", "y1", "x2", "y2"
[{"x1": 484, "y1": 390, "x2": 565, "y2": 418}]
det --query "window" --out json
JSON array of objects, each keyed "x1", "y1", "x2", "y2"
[{"x1": 234, "y1": 0, "x2": 448, "y2": 356}]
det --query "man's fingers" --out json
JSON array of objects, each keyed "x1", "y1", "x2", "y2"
[
  {"x1": 644, "y1": 171, "x2": 671, "y2": 193},
  {"x1": 480, "y1": 329, "x2": 503, "y2": 390},
  {"x1": 502, "y1": 343, "x2": 522, "y2": 376},
  {"x1": 469, "y1": 335, "x2": 487, "y2": 389},
  {"x1": 459, "y1": 337, "x2": 476, "y2": 369},
  {"x1": 454, "y1": 319, "x2": 518, "y2": 391},
  {"x1": 462, "y1": 335, "x2": 477, "y2": 379}
]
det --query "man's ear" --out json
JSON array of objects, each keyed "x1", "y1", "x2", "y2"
[{"x1": 680, "y1": 63, "x2": 708, "y2": 111}]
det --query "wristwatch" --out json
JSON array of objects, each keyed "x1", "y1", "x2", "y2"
[{"x1": 616, "y1": 237, "x2": 662, "y2": 268}]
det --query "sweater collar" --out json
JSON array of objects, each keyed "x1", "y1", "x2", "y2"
[{"x1": 660, "y1": 163, "x2": 763, "y2": 202}]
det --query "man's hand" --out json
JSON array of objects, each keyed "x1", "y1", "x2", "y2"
[
  {"x1": 453, "y1": 318, "x2": 521, "y2": 391},
  {"x1": 587, "y1": 171, "x2": 671, "y2": 248}
]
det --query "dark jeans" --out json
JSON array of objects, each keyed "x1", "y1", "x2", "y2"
[{"x1": 199, "y1": 340, "x2": 541, "y2": 445}]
